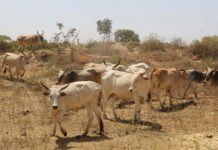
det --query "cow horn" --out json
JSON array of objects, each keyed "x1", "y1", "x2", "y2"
[
  {"x1": 41, "y1": 30, "x2": 44, "y2": 35},
  {"x1": 60, "y1": 84, "x2": 69, "y2": 91},
  {"x1": 112, "y1": 59, "x2": 121, "y2": 69},
  {"x1": 37, "y1": 30, "x2": 39, "y2": 35},
  {"x1": 207, "y1": 66, "x2": 211, "y2": 70},
  {"x1": 140, "y1": 69, "x2": 148, "y2": 76},
  {"x1": 40, "y1": 82, "x2": 49, "y2": 90},
  {"x1": 103, "y1": 58, "x2": 107, "y2": 67}
]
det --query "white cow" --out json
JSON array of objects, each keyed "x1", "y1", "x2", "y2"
[
  {"x1": 41, "y1": 81, "x2": 104, "y2": 136},
  {"x1": 101, "y1": 70, "x2": 151, "y2": 122},
  {"x1": 0, "y1": 52, "x2": 31, "y2": 78},
  {"x1": 127, "y1": 63, "x2": 151, "y2": 73}
]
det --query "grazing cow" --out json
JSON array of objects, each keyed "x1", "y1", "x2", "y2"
[
  {"x1": 203, "y1": 66, "x2": 218, "y2": 86},
  {"x1": 56, "y1": 68, "x2": 101, "y2": 85},
  {"x1": 101, "y1": 69, "x2": 150, "y2": 122},
  {"x1": 0, "y1": 52, "x2": 31, "y2": 78},
  {"x1": 150, "y1": 68, "x2": 186, "y2": 108},
  {"x1": 41, "y1": 81, "x2": 104, "y2": 136},
  {"x1": 17, "y1": 31, "x2": 44, "y2": 53},
  {"x1": 183, "y1": 69, "x2": 205, "y2": 98}
]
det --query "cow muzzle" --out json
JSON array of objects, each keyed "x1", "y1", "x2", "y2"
[
  {"x1": 53, "y1": 106, "x2": 58, "y2": 109},
  {"x1": 129, "y1": 88, "x2": 133, "y2": 93}
]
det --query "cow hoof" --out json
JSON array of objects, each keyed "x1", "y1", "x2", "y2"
[{"x1": 64, "y1": 132, "x2": 67, "y2": 136}]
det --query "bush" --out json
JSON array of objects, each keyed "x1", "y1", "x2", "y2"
[
  {"x1": 170, "y1": 37, "x2": 187, "y2": 49},
  {"x1": 0, "y1": 35, "x2": 17, "y2": 53},
  {"x1": 189, "y1": 36, "x2": 218, "y2": 59},
  {"x1": 141, "y1": 33, "x2": 165, "y2": 52}
]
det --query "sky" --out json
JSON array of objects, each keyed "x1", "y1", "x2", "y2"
[{"x1": 1, "y1": 0, "x2": 218, "y2": 44}]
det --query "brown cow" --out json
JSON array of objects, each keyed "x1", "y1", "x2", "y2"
[
  {"x1": 150, "y1": 68, "x2": 186, "y2": 108},
  {"x1": 56, "y1": 68, "x2": 101, "y2": 85},
  {"x1": 17, "y1": 31, "x2": 44, "y2": 53}
]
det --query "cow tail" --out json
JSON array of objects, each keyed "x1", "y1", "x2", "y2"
[{"x1": 98, "y1": 90, "x2": 102, "y2": 107}]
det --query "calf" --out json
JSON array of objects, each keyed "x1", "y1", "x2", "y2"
[
  {"x1": 0, "y1": 52, "x2": 31, "y2": 78},
  {"x1": 101, "y1": 69, "x2": 150, "y2": 122},
  {"x1": 56, "y1": 68, "x2": 101, "y2": 85},
  {"x1": 150, "y1": 68, "x2": 186, "y2": 108},
  {"x1": 41, "y1": 81, "x2": 104, "y2": 136},
  {"x1": 203, "y1": 66, "x2": 218, "y2": 86}
]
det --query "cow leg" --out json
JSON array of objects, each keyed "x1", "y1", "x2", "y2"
[
  {"x1": 83, "y1": 107, "x2": 94, "y2": 136},
  {"x1": 101, "y1": 92, "x2": 109, "y2": 119},
  {"x1": 20, "y1": 67, "x2": 25, "y2": 77},
  {"x1": 157, "y1": 89, "x2": 164, "y2": 108},
  {"x1": 110, "y1": 99, "x2": 119, "y2": 120},
  {"x1": 8, "y1": 67, "x2": 13, "y2": 79},
  {"x1": 51, "y1": 118, "x2": 58, "y2": 136},
  {"x1": 168, "y1": 89, "x2": 173, "y2": 107},
  {"x1": 191, "y1": 84, "x2": 198, "y2": 99},
  {"x1": 16, "y1": 68, "x2": 19, "y2": 79},
  {"x1": 183, "y1": 81, "x2": 191, "y2": 99},
  {"x1": 93, "y1": 106, "x2": 104, "y2": 135},
  {"x1": 58, "y1": 121, "x2": 67, "y2": 136},
  {"x1": 134, "y1": 96, "x2": 141, "y2": 123}
]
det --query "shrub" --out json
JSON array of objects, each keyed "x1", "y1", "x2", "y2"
[
  {"x1": 189, "y1": 36, "x2": 218, "y2": 59},
  {"x1": 141, "y1": 33, "x2": 165, "y2": 52},
  {"x1": 0, "y1": 35, "x2": 17, "y2": 53},
  {"x1": 170, "y1": 37, "x2": 187, "y2": 49}
]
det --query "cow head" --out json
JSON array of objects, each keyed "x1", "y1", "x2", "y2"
[
  {"x1": 56, "y1": 68, "x2": 69, "y2": 85},
  {"x1": 41, "y1": 82, "x2": 69, "y2": 110},
  {"x1": 129, "y1": 69, "x2": 150, "y2": 93},
  {"x1": 37, "y1": 30, "x2": 44, "y2": 42},
  {"x1": 103, "y1": 58, "x2": 121, "y2": 71},
  {"x1": 21, "y1": 52, "x2": 32, "y2": 64},
  {"x1": 202, "y1": 66, "x2": 216, "y2": 85}
]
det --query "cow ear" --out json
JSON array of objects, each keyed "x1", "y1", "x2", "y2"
[
  {"x1": 60, "y1": 92, "x2": 67, "y2": 97},
  {"x1": 43, "y1": 92, "x2": 49, "y2": 96}
]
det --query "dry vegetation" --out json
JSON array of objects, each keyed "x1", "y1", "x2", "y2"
[{"x1": 0, "y1": 44, "x2": 217, "y2": 150}]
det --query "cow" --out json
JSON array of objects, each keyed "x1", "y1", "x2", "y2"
[
  {"x1": 17, "y1": 31, "x2": 44, "y2": 53},
  {"x1": 56, "y1": 68, "x2": 101, "y2": 85},
  {"x1": 41, "y1": 81, "x2": 104, "y2": 137},
  {"x1": 183, "y1": 69, "x2": 206, "y2": 98},
  {"x1": 126, "y1": 63, "x2": 151, "y2": 73},
  {"x1": 203, "y1": 66, "x2": 218, "y2": 86},
  {"x1": 150, "y1": 68, "x2": 186, "y2": 108},
  {"x1": 101, "y1": 69, "x2": 150, "y2": 122},
  {"x1": 0, "y1": 52, "x2": 31, "y2": 78},
  {"x1": 83, "y1": 59, "x2": 126, "y2": 74}
]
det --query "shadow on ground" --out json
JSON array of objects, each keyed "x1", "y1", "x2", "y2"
[
  {"x1": 158, "y1": 100, "x2": 197, "y2": 112},
  {"x1": 1, "y1": 76, "x2": 41, "y2": 90},
  {"x1": 55, "y1": 134, "x2": 111, "y2": 150},
  {"x1": 108, "y1": 118, "x2": 162, "y2": 131}
]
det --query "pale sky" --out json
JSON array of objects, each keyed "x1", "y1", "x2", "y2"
[{"x1": 1, "y1": 0, "x2": 218, "y2": 43}]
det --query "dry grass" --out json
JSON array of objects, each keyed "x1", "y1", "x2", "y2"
[{"x1": 0, "y1": 47, "x2": 217, "y2": 150}]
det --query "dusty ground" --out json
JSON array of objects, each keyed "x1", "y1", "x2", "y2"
[{"x1": 0, "y1": 48, "x2": 217, "y2": 150}]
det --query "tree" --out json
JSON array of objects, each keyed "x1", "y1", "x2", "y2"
[
  {"x1": 96, "y1": 18, "x2": 112, "y2": 41},
  {"x1": 53, "y1": 22, "x2": 79, "y2": 61},
  {"x1": 114, "y1": 29, "x2": 140, "y2": 42}
]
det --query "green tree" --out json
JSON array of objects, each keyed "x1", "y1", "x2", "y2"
[
  {"x1": 96, "y1": 18, "x2": 112, "y2": 41},
  {"x1": 0, "y1": 35, "x2": 17, "y2": 53},
  {"x1": 114, "y1": 29, "x2": 140, "y2": 42}
]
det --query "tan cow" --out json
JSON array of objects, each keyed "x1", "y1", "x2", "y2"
[
  {"x1": 0, "y1": 52, "x2": 31, "y2": 78},
  {"x1": 17, "y1": 31, "x2": 44, "y2": 53},
  {"x1": 150, "y1": 68, "x2": 186, "y2": 108}
]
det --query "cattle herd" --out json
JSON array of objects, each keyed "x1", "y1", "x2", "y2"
[{"x1": 0, "y1": 33, "x2": 218, "y2": 137}]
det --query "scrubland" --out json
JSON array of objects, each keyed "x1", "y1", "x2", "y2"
[{"x1": 0, "y1": 42, "x2": 217, "y2": 150}]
